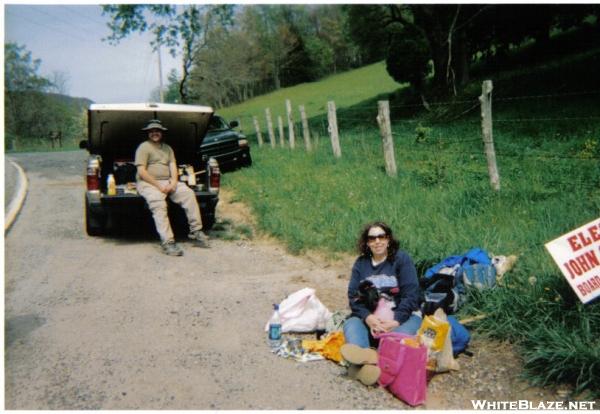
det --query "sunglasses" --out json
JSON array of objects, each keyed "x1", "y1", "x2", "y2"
[{"x1": 367, "y1": 233, "x2": 388, "y2": 242}]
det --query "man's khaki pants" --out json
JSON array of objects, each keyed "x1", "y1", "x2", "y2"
[{"x1": 137, "y1": 180, "x2": 203, "y2": 243}]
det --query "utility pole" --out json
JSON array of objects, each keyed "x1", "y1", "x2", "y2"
[{"x1": 157, "y1": 45, "x2": 165, "y2": 103}]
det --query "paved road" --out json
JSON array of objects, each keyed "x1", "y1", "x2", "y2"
[{"x1": 4, "y1": 151, "x2": 398, "y2": 409}]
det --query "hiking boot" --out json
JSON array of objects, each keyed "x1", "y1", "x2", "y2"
[
  {"x1": 347, "y1": 364, "x2": 381, "y2": 386},
  {"x1": 341, "y1": 344, "x2": 378, "y2": 365},
  {"x1": 188, "y1": 230, "x2": 210, "y2": 248},
  {"x1": 161, "y1": 240, "x2": 183, "y2": 256}
]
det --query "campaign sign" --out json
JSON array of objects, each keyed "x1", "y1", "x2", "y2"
[{"x1": 545, "y1": 217, "x2": 600, "y2": 304}]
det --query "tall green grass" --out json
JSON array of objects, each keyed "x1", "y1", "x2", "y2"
[
  {"x1": 224, "y1": 123, "x2": 600, "y2": 395},
  {"x1": 221, "y1": 49, "x2": 600, "y2": 395}
]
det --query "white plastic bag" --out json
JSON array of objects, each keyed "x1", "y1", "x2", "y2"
[{"x1": 264, "y1": 287, "x2": 332, "y2": 333}]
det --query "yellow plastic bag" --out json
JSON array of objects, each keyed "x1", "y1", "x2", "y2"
[
  {"x1": 302, "y1": 331, "x2": 345, "y2": 362},
  {"x1": 417, "y1": 310, "x2": 449, "y2": 352},
  {"x1": 418, "y1": 308, "x2": 459, "y2": 372}
]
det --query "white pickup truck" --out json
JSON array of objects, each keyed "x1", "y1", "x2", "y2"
[{"x1": 79, "y1": 102, "x2": 220, "y2": 236}]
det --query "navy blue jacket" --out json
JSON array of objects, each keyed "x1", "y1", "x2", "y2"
[{"x1": 348, "y1": 250, "x2": 420, "y2": 324}]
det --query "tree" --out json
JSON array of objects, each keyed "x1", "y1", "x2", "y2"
[
  {"x1": 345, "y1": 5, "x2": 390, "y2": 65},
  {"x1": 239, "y1": 6, "x2": 300, "y2": 90},
  {"x1": 5, "y1": 43, "x2": 88, "y2": 147},
  {"x1": 279, "y1": 24, "x2": 315, "y2": 86},
  {"x1": 348, "y1": 4, "x2": 599, "y2": 98},
  {"x1": 49, "y1": 70, "x2": 70, "y2": 95},
  {"x1": 385, "y1": 26, "x2": 430, "y2": 101},
  {"x1": 102, "y1": 4, "x2": 233, "y2": 103},
  {"x1": 189, "y1": 26, "x2": 263, "y2": 108},
  {"x1": 5, "y1": 43, "x2": 52, "y2": 92},
  {"x1": 385, "y1": 4, "x2": 483, "y2": 95},
  {"x1": 307, "y1": 5, "x2": 360, "y2": 74},
  {"x1": 5, "y1": 43, "x2": 52, "y2": 141}
]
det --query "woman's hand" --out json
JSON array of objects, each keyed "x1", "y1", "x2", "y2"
[
  {"x1": 380, "y1": 319, "x2": 400, "y2": 332},
  {"x1": 365, "y1": 314, "x2": 386, "y2": 336}
]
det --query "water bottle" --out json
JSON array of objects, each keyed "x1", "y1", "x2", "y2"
[{"x1": 268, "y1": 304, "x2": 282, "y2": 349}]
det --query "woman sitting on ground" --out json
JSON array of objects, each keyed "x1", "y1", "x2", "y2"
[{"x1": 341, "y1": 221, "x2": 422, "y2": 385}]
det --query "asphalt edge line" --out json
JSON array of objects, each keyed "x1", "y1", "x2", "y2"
[{"x1": 5, "y1": 159, "x2": 28, "y2": 233}]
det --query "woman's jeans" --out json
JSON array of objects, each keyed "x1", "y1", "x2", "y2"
[{"x1": 343, "y1": 314, "x2": 422, "y2": 349}]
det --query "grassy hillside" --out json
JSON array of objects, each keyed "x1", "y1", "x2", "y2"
[
  {"x1": 220, "y1": 44, "x2": 600, "y2": 397},
  {"x1": 218, "y1": 61, "x2": 403, "y2": 128}
]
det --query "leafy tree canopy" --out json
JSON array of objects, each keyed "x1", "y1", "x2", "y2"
[
  {"x1": 5, "y1": 43, "x2": 52, "y2": 92},
  {"x1": 102, "y1": 4, "x2": 233, "y2": 103},
  {"x1": 347, "y1": 4, "x2": 599, "y2": 98}
]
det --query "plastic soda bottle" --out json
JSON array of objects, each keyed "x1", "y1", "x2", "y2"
[
  {"x1": 107, "y1": 174, "x2": 117, "y2": 196},
  {"x1": 268, "y1": 304, "x2": 282, "y2": 348}
]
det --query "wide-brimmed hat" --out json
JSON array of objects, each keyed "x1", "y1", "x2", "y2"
[{"x1": 141, "y1": 119, "x2": 168, "y2": 131}]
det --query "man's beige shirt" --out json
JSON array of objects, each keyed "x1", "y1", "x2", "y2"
[{"x1": 134, "y1": 140, "x2": 175, "y2": 181}]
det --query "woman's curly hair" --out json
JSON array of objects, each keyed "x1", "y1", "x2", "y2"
[{"x1": 357, "y1": 221, "x2": 400, "y2": 262}]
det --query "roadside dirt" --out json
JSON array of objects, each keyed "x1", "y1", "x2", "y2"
[
  {"x1": 217, "y1": 188, "x2": 580, "y2": 409},
  {"x1": 4, "y1": 151, "x2": 586, "y2": 409}
]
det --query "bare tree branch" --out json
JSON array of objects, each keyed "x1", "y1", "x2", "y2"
[{"x1": 447, "y1": 5, "x2": 460, "y2": 96}]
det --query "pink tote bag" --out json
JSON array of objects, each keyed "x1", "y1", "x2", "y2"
[{"x1": 377, "y1": 332, "x2": 427, "y2": 406}]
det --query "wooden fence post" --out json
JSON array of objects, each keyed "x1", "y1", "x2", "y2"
[
  {"x1": 376, "y1": 100, "x2": 397, "y2": 177},
  {"x1": 286, "y1": 99, "x2": 295, "y2": 149},
  {"x1": 479, "y1": 80, "x2": 500, "y2": 191},
  {"x1": 327, "y1": 101, "x2": 342, "y2": 158},
  {"x1": 253, "y1": 116, "x2": 264, "y2": 147},
  {"x1": 277, "y1": 116, "x2": 285, "y2": 147},
  {"x1": 299, "y1": 105, "x2": 312, "y2": 151},
  {"x1": 265, "y1": 108, "x2": 276, "y2": 148}
]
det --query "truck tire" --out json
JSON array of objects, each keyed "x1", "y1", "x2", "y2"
[
  {"x1": 201, "y1": 212, "x2": 215, "y2": 231},
  {"x1": 242, "y1": 153, "x2": 252, "y2": 167}
]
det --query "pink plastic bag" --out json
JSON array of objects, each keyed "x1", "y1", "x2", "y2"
[
  {"x1": 373, "y1": 297, "x2": 395, "y2": 321},
  {"x1": 377, "y1": 332, "x2": 427, "y2": 406}
]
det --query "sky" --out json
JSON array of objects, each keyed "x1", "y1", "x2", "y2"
[{"x1": 4, "y1": 4, "x2": 181, "y2": 103}]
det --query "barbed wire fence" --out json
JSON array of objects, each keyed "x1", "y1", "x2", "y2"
[{"x1": 240, "y1": 80, "x2": 600, "y2": 191}]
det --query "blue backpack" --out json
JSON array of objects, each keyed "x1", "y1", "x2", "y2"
[
  {"x1": 422, "y1": 248, "x2": 496, "y2": 315},
  {"x1": 448, "y1": 316, "x2": 471, "y2": 356},
  {"x1": 460, "y1": 262, "x2": 496, "y2": 291}
]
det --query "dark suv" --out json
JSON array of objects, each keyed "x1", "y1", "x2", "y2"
[
  {"x1": 79, "y1": 103, "x2": 220, "y2": 236},
  {"x1": 200, "y1": 114, "x2": 252, "y2": 171}
]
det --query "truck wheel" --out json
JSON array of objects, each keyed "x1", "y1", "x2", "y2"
[
  {"x1": 243, "y1": 153, "x2": 252, "y2": 167},
  {"x1": 201, "y1": 213, "x2": 215, "y2": 231},
  {"x1": 85, "y1": 198, "x2": 105, "y2": 236}
]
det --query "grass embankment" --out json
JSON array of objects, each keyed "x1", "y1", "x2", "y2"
[
  {"x1": 222, "y1": 48, "x2": 600, "y2": 396},
  {"x1": 218, "y1": 61, "x2": 401, "y2": 127}
]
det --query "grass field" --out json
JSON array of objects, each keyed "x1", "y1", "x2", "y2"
[
  {"x1": 218, "y1": 61, "x2": 402, "y2": 129},
  {"x1": 221, "y1": 48, "x2": 600, "y2": 396}
]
